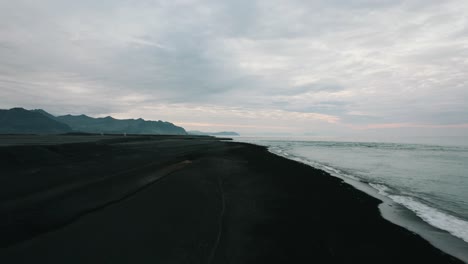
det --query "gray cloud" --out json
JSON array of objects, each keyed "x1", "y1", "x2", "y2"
[
  {"x1": 280, "y1": 83, "x2": 346, "y2": 96},
  {"x1": 0, "y1": 0, "x2": 467, "y2": 136}
]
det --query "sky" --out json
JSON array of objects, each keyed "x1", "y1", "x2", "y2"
[{"x1": 1, "y1": 0, "x2": 468, "y2": 138}]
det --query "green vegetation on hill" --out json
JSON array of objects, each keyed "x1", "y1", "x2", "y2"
[
  {"x1": 0, "y1": 108, "x2": 187, "y2": 135},
  {"x1": 0, "y1": 108, "x2": 72, "y2": 134},
  {"x1": 56, "y1": 114, "x2": 187, "y2": 135}
]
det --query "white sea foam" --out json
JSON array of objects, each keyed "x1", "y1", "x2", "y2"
[
  {"x1": 305, "y1": 161, "x2": 361, "y2": 181},
  {"x1": 370, "y1": 183, "x2": 468, "y2": 243},
  {"x1": 273, "y1": 144, "x2": 468, "y2": 244},
  {"x1": 268, "y1": 146, "x2": 361, "y2": 182},
  {"x1": 238, "y1": 138, "x2": 468, "y2": 261},
  {"x1": 369, "y1": 183, "x2": 392, "y2": 195}
]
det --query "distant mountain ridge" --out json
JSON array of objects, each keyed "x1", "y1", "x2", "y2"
[
  {"x1": 0, "y1": 108, "x2": 187, "y2": 135},
  {"x1": 0, "y1": 108, "x2": 72, "y2": 134},
  {"x1": 56, "y1": 114, "x2": 186, "y2": 135},
  {"x1": 188, "y1": 130, "x2": 239, "y2": 136}
]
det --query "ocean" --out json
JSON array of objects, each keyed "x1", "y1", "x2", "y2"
[{"x1": 235, "y1": 137, "x2": 468, "y2": 261}]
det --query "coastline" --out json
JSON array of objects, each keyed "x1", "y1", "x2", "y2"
[
  {"x1": 258, "y1": 141, "x2": 468, "y2": 263},
  {"x1": 0, "y1": 135, "x2": 463, "y2": 263},
  {"x1": 241, "y1": 138, "x2": 468, "y2": 263}
]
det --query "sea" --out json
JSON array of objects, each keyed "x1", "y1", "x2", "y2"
[{"x1": 235, "y1": 137, "x2": 468, "y2": 262}]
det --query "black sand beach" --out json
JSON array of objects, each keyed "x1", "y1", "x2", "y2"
[{"x1": 0, "y1": 135, "x2": 463, "y2": 263}]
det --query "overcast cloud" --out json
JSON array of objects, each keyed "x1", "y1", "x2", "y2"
[{"x1": 1, "y1": 0, "x2": 467, "y2": 137}]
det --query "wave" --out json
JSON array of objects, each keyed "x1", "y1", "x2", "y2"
[
  {"x1": 268, "y1": 140, "x2": 468, "y2": 152},
  {"x1": 268, "y1": 144, "x2": 468, "y2": 244},
  {"x1": 268, "y1": 146, "x2": 360, "y2": 181},
  {"x1": 370, "y1": 183, "x2": 468, "y2": 243}
]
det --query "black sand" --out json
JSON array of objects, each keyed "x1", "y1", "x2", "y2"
[{"x1": 0, "y1": 135, "x2": 463, "y2": 263}]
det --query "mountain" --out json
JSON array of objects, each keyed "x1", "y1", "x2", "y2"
[
  {"x1": 188, "y1": 130, "x2": 240, "y2": 136},
  {"x1": 0, "y1": 108, "x2": 72, "y2": 134},
  {"x1": 31, "y1": 109, "x2": 58, "y2": 120},
  {"x1": 56, "y1": 114, "x2": 187, "y2": 135},
  {"x1": 0, "y1": 107, "x2": 188, "y2": 135}
]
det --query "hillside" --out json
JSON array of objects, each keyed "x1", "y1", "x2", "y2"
[
  {"x1": 0, "y1": 108, "x2": 187, "y2": 135},
  {"x1": 56, "y1": 115, "x2": 187, "y2": 135},
  {"x1": 0, "y1": 108, "x2": 72, "y2": 134}
]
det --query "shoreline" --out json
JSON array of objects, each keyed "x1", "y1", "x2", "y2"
[
  {"x1": 0, "y1": 135, "x2": 464, "y2": 263},
  {"x1": 259, "y1": 142, "x2": 468, "y2": 263},
  {"x1": 252, "y1": 141, "x2": 468, "y2": 263}
]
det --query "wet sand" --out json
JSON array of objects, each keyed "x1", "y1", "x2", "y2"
[{"x1": 0, "y1": 135, "x2": 463, "y2": 263}]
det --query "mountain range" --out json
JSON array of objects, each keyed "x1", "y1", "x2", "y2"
[
  {"x1": 0, "y1": 108, "x2": 187, "y2": 135},
  {"x1": 0, "y1": 108, "x2": 72, "y2": 134}
]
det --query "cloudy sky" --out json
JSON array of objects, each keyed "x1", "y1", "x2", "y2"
[{"x1": 1, "y1": 0, "x2": 468, "y2": 138}]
